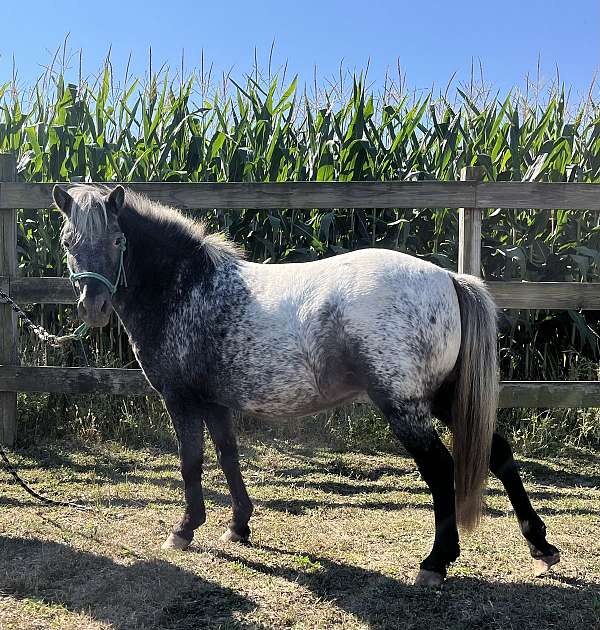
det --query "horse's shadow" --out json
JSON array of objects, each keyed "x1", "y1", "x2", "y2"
[
  {"x1": 216, "y1": 544, "x2": 597, "y2": 630},
  {"x1": 0, "y1": 536, "x2": 262, "y2": 630}
]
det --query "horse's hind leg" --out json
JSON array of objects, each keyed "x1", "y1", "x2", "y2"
[
  {"x1": 380, "y1": 398, "x2": 459, "y2": 586},
  {"x1": 205, "y1": 410, "x2": 254, "y2": 544},
  {"x1": 433, "y1": 384, "x2": 560, "y2": 576},
  {"x1": 490, "y1": 433, "x2": 560, "y2": 576}
]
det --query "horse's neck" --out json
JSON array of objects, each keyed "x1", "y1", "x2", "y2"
[{"x1": 113, "y1": 211, "x2": 185, "y2": 340}]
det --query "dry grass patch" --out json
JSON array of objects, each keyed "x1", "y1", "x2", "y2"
[{"x1": 0, "y1": 437, "x2": 598, "y2": 629}]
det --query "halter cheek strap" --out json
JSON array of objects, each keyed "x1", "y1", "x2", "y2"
[{"x1": 68, "y1": 235, "x2": 128, "y2": 296}]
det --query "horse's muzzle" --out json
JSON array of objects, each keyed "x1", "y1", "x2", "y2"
[{"x1": 77, "y1": 290, "x2": 112, "y2": 328}]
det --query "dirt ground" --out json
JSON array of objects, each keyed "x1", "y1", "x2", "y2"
[{"x1": 0, "y1": 436, "x2": 598, "y2": 629}]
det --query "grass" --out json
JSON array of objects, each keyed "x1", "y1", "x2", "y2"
[
  {"x1": 0, "y1": 434, "x2": 598, "y2": 629},
  {"x1": 15, "y1": 392, "x2": 600, "y2": 455}
]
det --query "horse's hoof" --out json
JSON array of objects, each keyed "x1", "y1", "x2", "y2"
[
  {"x1": 161, "y1": 532, "x2": 191, "y2": 551},
  {"x1": 415, "y1": 569, "x2": 445, "y2": 587},
  {"x1": 219, "y1": 528, "x2": 250, "y2": 544},
  {"x1": 533, "y1": 552, "x2": 560, "y2": 577}
]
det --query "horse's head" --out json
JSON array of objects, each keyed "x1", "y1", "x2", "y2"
[{"x1": 53, "y1": 184, "x2": 127, "y2": 328}]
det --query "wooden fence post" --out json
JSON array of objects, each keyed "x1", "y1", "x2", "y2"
[
  {"x1": 0, "y1": 153, "x2": 18, "y2": 446},
  {"x1": 458, "y1": 166, "x2": 485, "y2": 276}
]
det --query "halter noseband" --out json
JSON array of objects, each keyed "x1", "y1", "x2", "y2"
[{"x1": 68, "y1": 235, "x2": 128, "y2": 296}]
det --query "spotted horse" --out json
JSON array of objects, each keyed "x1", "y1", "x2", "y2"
[{"x1": 52, "y1": 184, "x2": 560, "y2": 586}]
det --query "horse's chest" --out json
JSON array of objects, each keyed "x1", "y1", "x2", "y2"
[{"x1": 120, "y1": 307, "x2": 209, "y2": 394}]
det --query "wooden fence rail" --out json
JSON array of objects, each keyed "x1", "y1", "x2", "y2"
[
  {"x1": 1, "y1": 153, "x2": 600, "y2": 444},
  {"x1": 3, "y1": 180, "x2": 600, "y2": 210}
]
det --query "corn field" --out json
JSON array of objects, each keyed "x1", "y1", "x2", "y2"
[{"x1": 2, "y1": 61, "x2": 600, "y2": 393}]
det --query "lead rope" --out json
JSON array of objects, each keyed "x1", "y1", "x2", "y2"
[
  {"x1": 0, "y1": 286, "x2": 93, "y2": 510},
  {"x1": 0, "y1": 447, "x2": 92, "y2": 511},
  {"x1": 0, "y1": 287, "x2": 89, "y2": 347},
  {"x1": 0, "y1": 279, "x2": 106, "y2": 511},
  {"x1": 0, "y1": 236, "x2": 128, "y2": 510}
]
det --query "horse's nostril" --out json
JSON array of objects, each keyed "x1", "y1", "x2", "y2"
[{"x1": 77, "y1": 296, "x2": 110, "y2": 323}]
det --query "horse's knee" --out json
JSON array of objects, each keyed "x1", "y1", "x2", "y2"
[
  {"x1": 180, "y1": 454, "x2": 203, "y2": 480},
  {"x1": 216, "y1": 440, "x2": 239, "y2": 462}
]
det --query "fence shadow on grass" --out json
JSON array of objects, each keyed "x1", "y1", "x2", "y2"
[
  {"x1": 0, "y1": 535, "x2": 267, "y2": 630},
  {"x1": 0, "y1": 534, "x2": 596, "y2": 630},
  {"x1": 5, "y1": 440, "x2": 598, "y2": 519},
  {"x1": 517, "y1": 456, "x2": 600, "y2": 489}
]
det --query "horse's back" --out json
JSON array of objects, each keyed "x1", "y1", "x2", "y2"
[
  {"x1": 242, "y1": 248, "x2": 453, "y2": 307},
  {"x1": 228, "y1": 249, "x2": 461, "y2": 414}
]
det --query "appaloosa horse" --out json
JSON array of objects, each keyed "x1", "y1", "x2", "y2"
[{"x1": 52, "y1": 184, "x2": 560, "y2": 586}]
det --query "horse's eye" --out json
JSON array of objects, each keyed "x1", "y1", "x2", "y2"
[
  {"x1": 114, "y1": 237, "x2": 122, "y2": 247},
  {"x1": 63, "y1": 240, "x2": 70, "y2": 249}
]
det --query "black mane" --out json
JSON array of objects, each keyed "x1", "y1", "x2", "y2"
[{"x1": 119, "y1": 189, "x2": 242, "y2": 265}]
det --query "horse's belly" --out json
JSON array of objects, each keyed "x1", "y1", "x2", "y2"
[
  {"x1": 241, "y1": 385, "x2": 367, "y2": 419},
  {"x1": 231, "y1": 359, "x2": 365, "y2": 418}
]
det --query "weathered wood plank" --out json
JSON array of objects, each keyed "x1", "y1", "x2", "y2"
[
  {"x1": 0, "y1": 154, "x2": 18, "y2": 445},
  {"x1": 2, "y1": 181, "x2": 600, "y2": 210},
  {"x1": 488, "y1": 282, "x2": 600, "y2": 310},
  {"x1": 0, "y1": 181, "x2": 476, "y2": 210},
  {"x1": 11, "y1": 277, "x2": 77, "y2": 304},
  {"x1": 478, "y1": 182, "x2": 600, "y2": 210},
  {"x1": 0, "y1": 365, "x2": 598, "y2": 408},
  {"x1": 0, "y1": 366, "x2": 155, "y2": 396},
  {"x1": 499, "y1": 381, "x2": 600, "y2": 408},
  {"x1": 458, "y1": 167, "x2": 484, "y2": 276}
]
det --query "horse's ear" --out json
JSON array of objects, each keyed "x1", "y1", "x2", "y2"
[
  {"x1": 107, "y1": 185, "x2": 125, "y2": 214},
  {"x1": 52, "y1": 185, "x2": 73, "y2": 217}
]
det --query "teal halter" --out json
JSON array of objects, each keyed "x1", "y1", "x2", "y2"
[{"x1": 68, "y1": 235, "x2": 128, "y2": 296}]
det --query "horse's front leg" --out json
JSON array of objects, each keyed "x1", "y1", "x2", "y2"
[
  {"x1": 161, "y1": 393, "x2": 207, "y2": 551},
  {"x1": 204, "y1": 408, "x2": 254, "y2": 544}
]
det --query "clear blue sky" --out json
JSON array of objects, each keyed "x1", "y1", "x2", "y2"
[{"x1": 2, "y1": 0, "x2": 599, "y2": 100}]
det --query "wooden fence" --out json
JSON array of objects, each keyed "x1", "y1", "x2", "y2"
[{"x1": 1, "y1": 153, "x2": 599, "y2": 445}]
